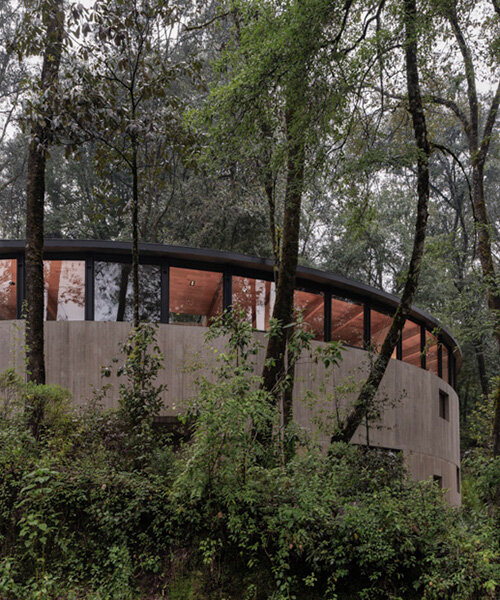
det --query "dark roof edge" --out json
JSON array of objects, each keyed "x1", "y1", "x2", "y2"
[{"x1": 0, "y1": 239, "x2": 462, "y2": 364}]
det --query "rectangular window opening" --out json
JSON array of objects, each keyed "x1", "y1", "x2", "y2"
[
  {"x1": 433, "y1": 474, "x2": 443, "y2": 489},
  {"x1": 456, "y1": 466, "x2": 460, "y2": 493},
  {"x1": 44, "y1": 260, "x2": 85, "y2": 321},
  {"x1": 95, "y1": 262, "x2": 161, "y2": 322},
  {"x1": 439, "y1": 389, "x2": 449, "y2": 421},
  {"x1": 370, "y1": 308, "x2": 397, "y2": 358},
  {"x1": 426, "y1": 329, "x2": 439, "y2": 376}
]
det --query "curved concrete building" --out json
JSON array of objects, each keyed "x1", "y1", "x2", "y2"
[{"x1": 0, "y1": 240, "x2": 461, "y2": 504}]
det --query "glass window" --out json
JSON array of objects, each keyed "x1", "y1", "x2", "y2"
[
  {"x1": 442, "y1": 345, "x2": 450, "y2": 384},
  {"x1": 294, "y1": 289, "x2": 324, "y2": 340},
  {"x1": 401, "y1": 319, "x2": 421, "y2": 367},
  {"x1": 426, "y1": 330, "x2": 439, "y2": 376},
  {"x1": 0, "y1": 259, "x2": 17, "y2": 320},
  {"x1": 44, "y1": 260, "x2": 85, "y2": 321},
  {"x1": 233, "y1": 276, "x2": 275, "y2": 331},
  {"x1": 370, "y1": 309, "x2": 397, "y2": 357},
  {"x1": 331, "y1": 296, "x2": 364, "y2": 347},
  {"x1": 170, "y1": 267, "x2": 222, "y2": 326},
  {"x1": 95, "y1": 262, "x2": 160, "y2": 322}
]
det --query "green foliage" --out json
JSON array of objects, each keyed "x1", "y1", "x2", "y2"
[
  {"x1": 0, "y1": 315, "x2": 498, "y2": 599},
  {"x1": 117, "y1": 323, "x2": 165, "y2": 426},
  {"x1": 0, "y1": 366, "x2": 73, "y2": 442},
  {"x1": 115, "y1": 323, "x2": 166, "y2": 465},
  {"x1": 462, "y1": 450, "x2": 500, "y2": 515}
]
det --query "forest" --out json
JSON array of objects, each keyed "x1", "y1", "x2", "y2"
[{"x1": 0, "y1": 0, "x2": 499, "y2": 598}]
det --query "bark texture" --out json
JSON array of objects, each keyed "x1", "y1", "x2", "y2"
[
  {"x1": 261, "y1": 85, "x2": 306, "y2": 427},
  {"x1": 25, "y1": 0, "x2": 64, "y2": 384},
  {"x1": 331, "y1": 0, "x2": 431, "y2": 444}
]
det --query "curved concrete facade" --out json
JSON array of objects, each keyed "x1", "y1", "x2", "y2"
[{"x1": 0, "y1": 320, "x2": 461, "y2": 505}]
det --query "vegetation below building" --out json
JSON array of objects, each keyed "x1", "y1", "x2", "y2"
[{"x1": 0, "y1": 324, "x2": 498, "y2": 600}]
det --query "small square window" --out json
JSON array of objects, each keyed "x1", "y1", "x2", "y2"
[
  {"x1": 433, "y1": 475, "x2": 443, "y2": 489},
  {"x1": 439, "y1": 390, "x2": 449, "y2": 421}
]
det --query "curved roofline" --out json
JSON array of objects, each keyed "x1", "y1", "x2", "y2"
[{"x1": 0, "y1": 238, "x2": 462, "y2": 363}]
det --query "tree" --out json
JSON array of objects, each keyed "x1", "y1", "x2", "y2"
[
  {"x1": 64, "y1": 0, "x2": 194, "y2": 326},
  {"x1": 23, "y1": 0, "x2": 64, "y2": 384},
  {"x1": 428, "y1": 0, "x2": 500, "y2": 458},
  {"x1": 332, "y1": 0, "x2": 432, "y2": 443},
  {"x1": 205, "y1": 0, "x2": 388, "y2": 435}
]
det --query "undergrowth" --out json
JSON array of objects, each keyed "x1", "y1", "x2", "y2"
[{"x1": 0, "y1": 320, "x2": 498, "y2": 599}]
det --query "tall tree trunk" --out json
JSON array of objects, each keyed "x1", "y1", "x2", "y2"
[
  {"x1": 25, "y1": 0, "x2": 64, "y2": 384},
  {"x1": 442, "y1": 0, "x2": 500, "y2": 460},
  {"x1": 261, "y1": 87, "x2": 306, "y2": 428},
  {"x1": 131, "y1": 140, "x2": 140, "y2": 328},
  {"x1": 331, "y1": 0, "x2": 431, "y2": 444}
]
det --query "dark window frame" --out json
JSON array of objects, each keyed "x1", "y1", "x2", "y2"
[
  {"x1": 369, "y1": 305, "x2": 399, "y2": 354},
  {"x1": 230, "y1": 272, "x2": 275, "y2": 332},
  {"x1": 400, "y1": 317, "x2": 424, "y2": 366}
]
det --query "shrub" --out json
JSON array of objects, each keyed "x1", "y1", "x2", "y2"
[{"x1": 0, "y1": 315, "x2": 498, "y2": 599}]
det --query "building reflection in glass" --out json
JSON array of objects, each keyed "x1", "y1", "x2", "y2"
[
  {"x1": 233, "y1": 276, "x2": 275, "y2": 331},
  {"x1": 0, "y1": 259, "x2": 17, "y2": 320},
  {"x1": 44, "y1": 260, "x2": 85, "y2": 321}
]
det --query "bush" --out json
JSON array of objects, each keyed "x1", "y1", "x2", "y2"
[{"x1": 0, "y1": 316, "x2": 498, "y2": 599}]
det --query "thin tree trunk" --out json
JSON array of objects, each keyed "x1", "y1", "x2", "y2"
[
  {"x1": 263, "y1": 172, "x2": 279, "y2": 270},
  {"x1": 116, "y1": 264, "x2": 131, "y2": 321},
  {"x1": 131, "y1": 141, "x2": 140, "y2": 328},
  {"x1": 331, "y1": 0, "x2": 431, "y2": 444},
  {"x1": 25, "y1": 0, "x2": 64, "y2": 384}
]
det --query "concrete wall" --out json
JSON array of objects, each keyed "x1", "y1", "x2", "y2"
[{"x1": 0, "y1": 320, "x2": 461, "y2": 504}]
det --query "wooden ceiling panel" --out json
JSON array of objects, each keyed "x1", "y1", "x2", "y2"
[{"x1": 170, "y1": 268, "x2": 223, "y2": 316}]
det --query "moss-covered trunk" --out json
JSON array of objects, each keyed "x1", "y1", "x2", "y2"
[{"x1": 261, "y1": 85, "x2": 306, "y2": 428}]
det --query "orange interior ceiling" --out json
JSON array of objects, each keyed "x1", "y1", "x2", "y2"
[
  {"x1": 170, "y1": 268, "x2": 223, "y2": 316},
  {"x1": 331, "y1": 298, "x2": 364, "y2": 341},
  {"x1": 402, "y1": 321, "x2": 421, "y2": 366}
]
